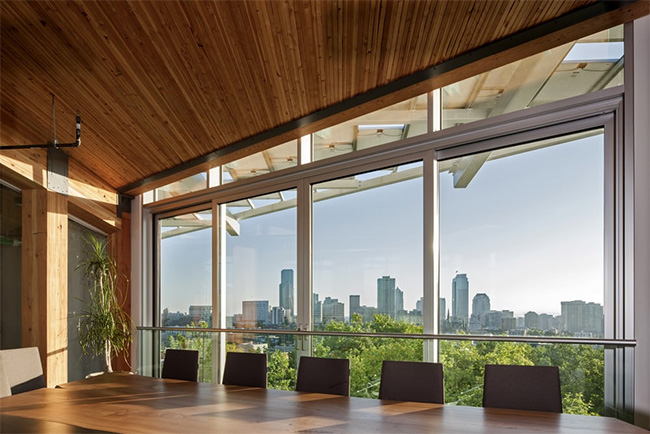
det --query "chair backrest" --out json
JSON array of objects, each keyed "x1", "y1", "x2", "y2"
[
  {"x1": 161, "y1": 349, "x2": 199, "y2": 382},
  {"x1": 222, "y1": 352, "x2": 267, "y2": 388},
  {"x1": 296, "y1": 356, "x2": 350, "y2": 396},
  {"x1": 0, "y1": 347, "x2": 46, "y2": 398},
  {"x1": 482, "y1": 364, "x2": 562, "y2": 413},
  {"x1": 379, "y1": 360, "x2": 444, "y2": 404}
]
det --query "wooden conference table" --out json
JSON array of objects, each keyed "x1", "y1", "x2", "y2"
[{"x1": 0, "y1": 373, "x2": 645, "y2": 433}]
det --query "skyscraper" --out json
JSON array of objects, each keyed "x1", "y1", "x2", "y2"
[
  {"x1": 350, "y1": 295, "x2": 361, "y2": 317},
  {"x1": 313, "y1": 293, "x2": 323, "y2": 324},
  {"x1": 322, "y1": 297, "x2": 345, "y2": 323},
  {"x1": 377, "y1": 276, "x2": 396, "y2": 317},
  {"x1": 279, "y1": 269, "x2": 294, "y2": 314},
  {"x1": 439, "y1": 298, "x2": 446, "y2": 322},
  {"x1": 470, "y1": 292, "x2": 490, "y2": 331},
  {"x1": 452, "y1": 273, "x2": 469, "y2": 323},
  {"x1": 472, "y1": 293, "x2": 490, "y2": 316},
  {"x1": 395, "y1": 287, "x2": 404, "y2": 314},
  {"x1": 242, "y1": 300, "x2": 269, "y2": 327}
]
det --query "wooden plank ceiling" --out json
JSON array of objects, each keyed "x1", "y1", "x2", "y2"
[{"x1": 0, "y1": 0, "x2": 610, "y2": 192}]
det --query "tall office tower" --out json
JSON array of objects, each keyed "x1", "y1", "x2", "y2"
[
  {"x1": 524, "y1": 311, "x2": 539, "y2": 329},
  {"x1": 470, "y1": 293, "x2": 490, "y2": 331},
  {"x1": 313, "y1": 293, "x2": 323, "y2": 325},
  {"x1": 395, "y1": 287, "x2": 404, "y2": 314},
  {"x1": 416, "y1": 297, "x2": 423, "y2": 313},
  {"x1": 561, "y1": 300, "x2": 604, "y2": 335},
  {"x1": 377, "y1": 276, "x2": 396, "y2": 317},
  {"x1": 472, "y1": 293, "x2": 491, "y2": 316},
  {"x1": 439, "y1": 298, "x2": 446, "y2": 321},
  {"x1": 242, "y1": 300, "x2": 269, "y2": 327},
  {"x1": 350, "y1": 295, "x2": 361, "y2": 317},
  {"x1": 270, "y1": 306, "x2": 286, "y2": 325},
  {"x1": 322, "y1": 297, "x2": 345, "y2": 323},
  {"x1": 539, "y1": 313, "x2": 554, "y2": 331},
  {"x1": 189, "y1": 305, "x2": 212, "y2": 323},
  {"x1": 451, "y1": 274, "x2": 469, "y2": 323},
  {"x1": 279, "y1": 269, "x2": 294, "y2": 314}
]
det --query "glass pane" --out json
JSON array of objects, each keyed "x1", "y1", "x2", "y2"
[
  {"x1": 226, "y1": 332, "x2": 297, "y2": 390},
  {"x1": 223, "y1": 190, "x2": 297, "y2": 330},
  {"x1": 160, "y1": 210, "x2": 213, "y2": 327},
  {"x1": 438, "y1": 130, "x2": 604, "y2": 338},
  {"x1": 222, "y1": 140, "x2": 298, "y2": 184},
  {"x1": 313, "y1": 94, "x2": 428, "y2": 162},
  {"x1": 442, "y1": 26, "x2": 623, "y2": 129},
  {"x1": 161, "y1": 328, "x2": 213, "y2": 383},
  {"x1": 440, "y1": 341, "x2": 605, "y2": 415},
  {"x1": 313, "y1": 162, "x2": 423, "y2": 331},
  {"x1": 155, "y1": 173, "x2": 207, "y2": 201},
  {"x1": 0, "y1": 184, "x2": 21, "y2": 349}
]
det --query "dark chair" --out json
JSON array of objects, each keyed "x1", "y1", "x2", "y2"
[
  {"x1": 161, "y1": 349, "x2": 199, "y2": 382},
  {"x1": 482, "y1": 364, "x2": 562, "y2": 413},
  {"x1": 378, "y1": 360, "x2": 444, "y2": 404},
  {"x1": 0, "y1": 347, "x2": 46, "y2": 398},
  {"x1": 296, "y1": 356, "x2": 350, "y2": 396},
  {"x1": 222, "y1": 352, "x2": 267, "y2": 388}
]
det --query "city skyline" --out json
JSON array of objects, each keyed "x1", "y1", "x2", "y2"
[
  {"x1": 163, "y1": 269, "x2": 604, "y2": 338},
  {"x1": 161, "y1": 134, "x2": 604, "y2": 320}
]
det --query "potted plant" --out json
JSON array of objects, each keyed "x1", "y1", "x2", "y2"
[{"x1": 77, "y1": 234, "x2": 132, "y2": 373}]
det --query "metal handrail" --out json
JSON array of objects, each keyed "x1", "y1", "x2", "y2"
[{"x1": 137, "y1": 326, "x2": 636, "y2": 347}]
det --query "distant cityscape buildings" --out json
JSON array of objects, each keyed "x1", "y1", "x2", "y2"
[
  {"x1": 279, "y1": 269, "x2": 294, "y2": 315},
  {"x1": 452, "y1": 273, "x2": 469, "y2": 324},
  {"x1": 163, "y1": 270, "x2": 604, "y2": 338}
]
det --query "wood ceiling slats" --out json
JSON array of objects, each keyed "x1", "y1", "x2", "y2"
[{"x1": 2, "y1": 0, "x2": 618, "y2": 190}]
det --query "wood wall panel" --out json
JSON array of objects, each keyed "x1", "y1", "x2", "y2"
[{"x1": 22, "y1": 189, "x2": 68, "y2": 387}]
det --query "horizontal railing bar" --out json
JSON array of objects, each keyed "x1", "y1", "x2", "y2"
[{"x1": 137, "y1": 326, "x2": 636, "y2": 347}]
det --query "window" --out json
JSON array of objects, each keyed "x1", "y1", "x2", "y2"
[
  {"x1": 221, "y1": 190, "x2": 297, "y2": 330},
  {"x1": 312, "y1": 162, "x2": 424, "y2": 329},
  {"x1": 437, "y1": 130, "x2": 608, "y2": 414},
  {"x1": 442, "y1": 27, "x2": 623, "y2": 129},
  {"x1": 313, "y1": 94, "x2": 428, "y2": 161},
  {"x1": 222, "y1": 140, "x2": 298, "y2": 184}
]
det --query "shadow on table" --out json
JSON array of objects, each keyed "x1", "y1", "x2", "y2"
[{"x1": 1, "y1": 414, "x2": 117, "y2": 433}]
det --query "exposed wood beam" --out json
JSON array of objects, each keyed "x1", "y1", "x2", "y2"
[{"x1": 1, "y1": 150, "x2": 121, "y2": 232}]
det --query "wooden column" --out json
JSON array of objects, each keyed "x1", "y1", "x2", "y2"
[
  {"x1": 22, "y1": 189, "x2": 68, "y2": 387},
  {"x1": 109, "y1": 212, "x2": 132, "y2": 372}
]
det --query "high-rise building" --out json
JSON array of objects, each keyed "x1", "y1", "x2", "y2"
[
  {"x1": 314, "y1": 293, "x2": 323, "y2": 324},
  {"x1": 469, "y1": 293, "x2": 490, "y2": 331},
  {"x1": 439, "y1": 298, "x2": 446, "y2": 322},
  {"x1": 524, "y1": 311, "x2": 539, "y2": 329},
  {"x1": 189, "y1": 305, "x2": 212, "y2": 323},
  {"x1": 377, "y1": 276, "x2": 396, "y2": 317},
  {"x1": 561, "y1": 300, "x2": 604, "y2": 335},
  {"x1": 452, "y1": 274, "x2": 469, "y2": 323},
  {"x1": 279, "y1": 269, "x2": 294, "y2": 314},
  {"x1": 395, "y1": 287, "x2": 404, "y2": 314},
  {"x1": 472, "y1": 293, "x2": 490, "y2": 316},
  {"x1": 416, "y1": 297, "x2": 423, "y2": 313},
  {"x1": 270, "y1": 306, "x2": 286, "y2": 325},
  {"x1": 350, "y1": 295, "x2": 361, "y2": 317},
  {"x1": 322, "y1": 297, "x2": 345, "y2": 323},
  {"x1": 242, "y1": 300, "x2": 269, "y2": 327}
]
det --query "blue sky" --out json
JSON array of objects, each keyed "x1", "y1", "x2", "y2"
[{"x1": 161, "y1": 132, "x2": 604, "y2": 319}]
